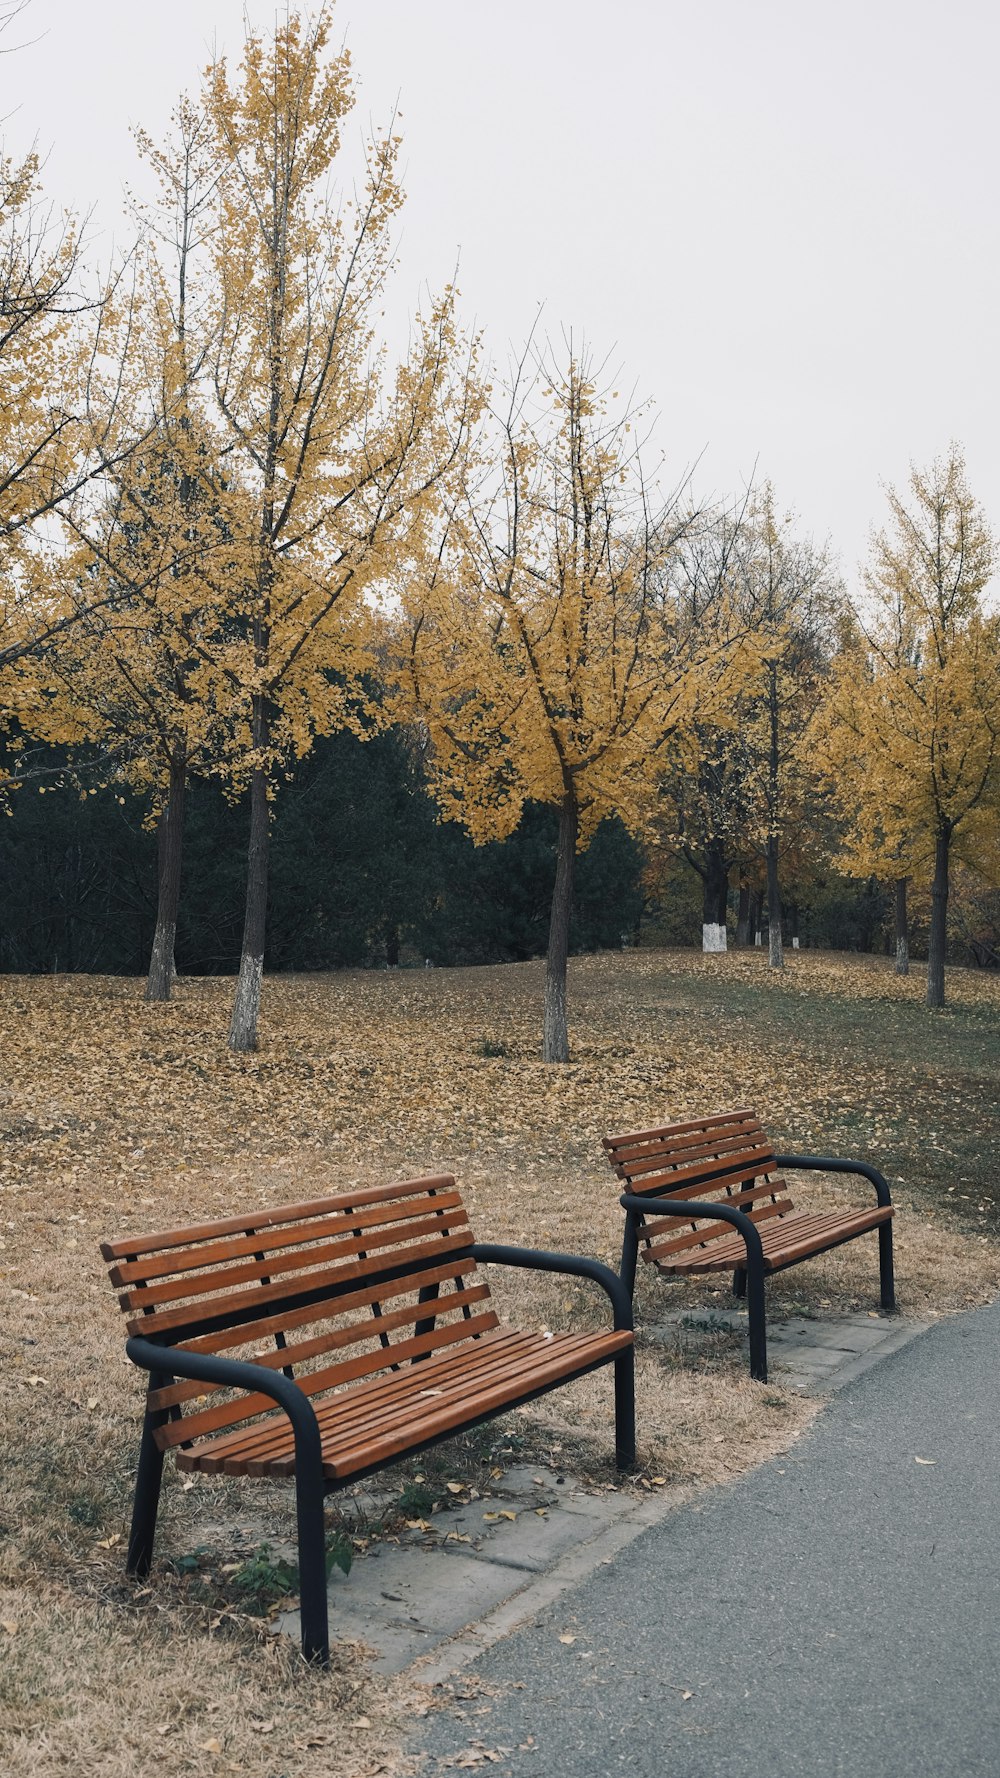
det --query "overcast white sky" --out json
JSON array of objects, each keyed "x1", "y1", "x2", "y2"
[{"x1": 5, "y1": 0, "x2": 999, "y2": 582}]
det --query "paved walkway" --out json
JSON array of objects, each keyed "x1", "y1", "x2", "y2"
[
  {"x1": 408, "y1": 1299, "x2": 1000, "y2": 1777},
  {"x1": 282, "y1": 1309, "x2": 931, "y2": 1680}
]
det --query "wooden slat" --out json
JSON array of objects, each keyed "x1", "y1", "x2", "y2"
[
  {"x1": 147, "y1": 1263, "x2": 487, "y2": 1400},
  {"x1": 176, "y1": 1328, "x2": 633, "y2": 1481},
  {"x1": 753, "y1": 1206, "x2": 893, "y2": 1270},
  {"x1": 189, "y1": 1328, "x2": 550, "y2": 1473},
  {"x1": 148, "y1": 1278, "x2": 497, "y2": 1412},
  {"x1": 612, "y1": 1140, "x2": 776, "y2": 1190},
  {"x1": 155, "y1": 1308, "x2": 501, "y2": 1449},
  {"x1": 607, "y1": 1128, "x2": 771, "y2": 1177},
  {"x1": 644, "y1": 1205, "x2": 893, "y2": 1274},
  {"x1": 100, "y1": 1175, "x2": 457, "y2": 1262},
  {"x1": 622, "y1": 1161, "x2": 787, "y2": 1209},
  {"x1": 118, "y1": 1207, "x2": 470, "y2": 1313},
  {"x1": 109, "y1": 1189, "x2": 464, "y2": 1287},
  {"x1": 642, "y1": 1197, "x2": 791, "y2": 1256},
  {"x1": 125, "y1": 1229, "x2": 474, "y2": 1337},
  {"x1": 603, "y1": 1109, "x2": 758, "y2": 1155},
  {"x1": 320, "y1": 1333, "x2": 633, "y2": 1483},
  {"x1": 639, "y1": 1176, "x2": 792, "y2": 1230}
]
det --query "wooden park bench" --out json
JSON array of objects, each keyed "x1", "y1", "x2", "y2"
[
  {"x1": 101, "y1": 1175, "x2": 635, "y2": 1667},
  {"x1": 603, "y1": 1108, "x2": 894, "y2": 1383}
]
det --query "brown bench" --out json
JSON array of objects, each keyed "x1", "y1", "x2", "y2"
[
  {"x1": 603, "y1": 1108, "x2": 894, "y2": 1382},
  {"x1": 101, "y1": 1174, "x2": 635, "y2": 1666}
]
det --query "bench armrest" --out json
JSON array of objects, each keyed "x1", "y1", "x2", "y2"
[
  {"x1": 618, "y1": 1193, "x2": 765, "y2": 1267},
  {"x1": 470, "y1": 1243, "x2": 633, "y2": 1333},
  {"x1": 773, "y1": 1155, "x2": 893, "y2": 1209},
  {"x1": 125, "y1": 1335, "x2": 322, "y2": 1457}
]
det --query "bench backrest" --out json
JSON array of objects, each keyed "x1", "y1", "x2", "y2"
[
  {"x1": 602, "y1": 1109, "x2": 793, "y2": 1265},
  {"x1": 101, "y1": 1175, "x2": 497, "y2": 1451}
]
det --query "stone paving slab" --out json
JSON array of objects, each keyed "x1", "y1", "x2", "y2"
[
  {"x1": 275, "y1": 1466, "x2": 661, "y2": 1675},
  {"x1": 278, "y1": 1312, "x2": 933, "y2": 1675},
  {"x1": 658, "y1": 1306, "x2": 935, "y2": 1392}
]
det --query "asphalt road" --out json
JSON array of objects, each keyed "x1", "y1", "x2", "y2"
[{"x1": 413, "y1": 1300, "x2": 1000, "y2": 1778}]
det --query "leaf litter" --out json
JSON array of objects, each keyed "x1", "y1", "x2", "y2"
[{"x1": 0, "y1": 948, "x2": 998, "y2": 1777}]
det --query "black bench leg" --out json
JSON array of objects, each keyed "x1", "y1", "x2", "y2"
[
  {"x1": 295, "y1": 1453, "x2": 330, "y2": 1667},
  {"x1": 127, "y1": 1412, "x2": 165, "y2": 1578},
  {"x1": 746, "y1": 1257, "x2": 768, "y2": 1383},
  {"x1": 879, "y1": 1221, "x2": 896, "y2": 1313},
  {"x1": 732, "y1": 1266, "x2": 747, "y2": 1299},
  {"x1": 614, "y1": 1346, "x2": 636, "y2": 1471}
]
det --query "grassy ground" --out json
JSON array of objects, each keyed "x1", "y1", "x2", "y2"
[{"x1": 1, "y1": 947, "x2": 998, "y2": 1775}]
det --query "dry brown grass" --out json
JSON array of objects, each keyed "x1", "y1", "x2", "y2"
[{"x1": 1, "y1": 948, "x2": 998, "y2": 1773}]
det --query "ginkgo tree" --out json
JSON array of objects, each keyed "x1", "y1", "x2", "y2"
[
  {"x1": 818, "y1": 447, "x2": 1000, "y2": 1006},
  {"x1": 725, "y1": 488, "x2": 840, "y2": 969},
  {"x1": 400, "y1": 346, "x2": 729, "y2": 1062},
  {"x1": 0, "y1": 136, "x2": 91, "y2": 762},
  {"x1": 45, "y1": 101, "x2": 242, "y2": 1001},
  {"x1": 655, "y1": 497, "x2": 759, "y2": 952},
  {"x1": 49, "y1": 423, "x2": 240, "y2": 999},
  {"x1": 154, "y1": 8, "x2": 476, "y2": 1050}
]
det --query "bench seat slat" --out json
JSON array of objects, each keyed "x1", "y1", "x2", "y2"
[
  {"x1": 186, "y1": 1327, "x2": 551, "y2": 1473},
  {"x1": 642, "y1": 1196, "x2": 791, "y2": 1254},
  {"x1": 320, "y1": 1331, "x2": 633, "y2": 1483},
  {"x1": 155, "y1": 1306, "x2": 501, "y2": 1447},
  {"x1": 643, "y1": 1205, "x2": 893, "y2": 1274},
  {"x1": 175, "y1": 1328, "x2": 632, "y2": 1482},
  {"x1": 148, "y1": 1277, "x2": 496, "y2": 1412}
]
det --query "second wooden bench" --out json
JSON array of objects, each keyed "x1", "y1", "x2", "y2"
[{"x1": 603, "y1": 1107, "x2": 894, "y2": 1382}]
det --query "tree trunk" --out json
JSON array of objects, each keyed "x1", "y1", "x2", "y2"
[
  {"x1": 748, "y1": 888, "x2": 761, "y2": 947},
  {"x1": 229, "y1": 700, "x2": 270, "y2": 1053},
  {"x1": 927, "y1": 829, "x2": 950, "y2": 1008},
  {"x1": 895, "y1": 876, "x2": 909, "y2": 976},
  {"x1": 765, "y1": 663, "x2": 782, "y2": 967},
  {"x1": 701, "y1": 841, "x2": 729, "y2": 953},
  {"x1": 543, "y1": 792, "x2": 578, "y2": 1063},
  {"x1": 145, "y1": 750, "x2": 187, "y2": 1002},
  {"x1": 735, "y1": 877, "x2": 751, "y2": 947},
  {"x1": 766, "y1": 835, "x2": 783, "y2": 969}
]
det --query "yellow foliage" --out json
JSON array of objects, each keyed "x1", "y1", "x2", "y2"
[
  {"x1": 0, "y1": 149, "x2": 89, "y2": 743},
  {"x1": 399, "y1": 354, "x2": 734, "y2": 848},
  {"x1": 816, "y1": 446, "x2": 1000, "y2": 883}
]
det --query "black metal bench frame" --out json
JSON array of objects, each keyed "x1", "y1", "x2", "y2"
[
  {"x1": 117, "y1": 1236, "x2": 634, "y2": 1668},
  {"x1": 620, "y1": 1153, "x2": 894, "y2": 1383}
]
